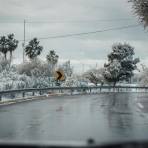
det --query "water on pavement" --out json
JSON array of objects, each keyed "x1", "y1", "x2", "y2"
[{"x1": 0, "y1": 93, "x2": 148, "y2": 144}]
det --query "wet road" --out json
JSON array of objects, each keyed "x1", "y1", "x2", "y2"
[{"x1": 0, "y1": 93, "x2": 148, "y2": 144}]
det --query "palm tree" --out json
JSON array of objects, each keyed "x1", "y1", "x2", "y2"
[
  {"x1": 25, "y1": 38, "x2": 43, "y2": 60},
  {"x1": 7, "y1": 34, "x2": 18, "y2": 63},
  {"x1": 46, "y1": 50, "x2": 59, "y2": 73},
  {"x1": 0, "y1": 36, "x2": 8, "y2": 60}
]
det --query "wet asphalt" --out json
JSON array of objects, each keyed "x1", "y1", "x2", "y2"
[{"x1": 0, "y1": 93, "x2": 148, "y2": 144}]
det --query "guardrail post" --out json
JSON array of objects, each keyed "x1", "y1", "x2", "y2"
[
  {"x1": 0, "y1": 95, "x2": 1, "y2": 101},
  {"x1": 71, "y1": 89, "x2": 73, "y2": 95},
  {"x1": 39, "y1": 91, "x2": 42, "y2": 95},
  {"x1": 32, "y1": 91, "x2": 35, "y2": 96},
  {"x1": 90, "y1": 88, "x2": 91, "y2": 94},
  {"x1": 100, "y1": 87, "x2": 102, "y2": 93},
  {"x1": 10, "y1": 93, "x2": 15, "y2": 99},
  {"x1": 113, "y1": 87, "x2": 115, "y2": 92},
  {"x1": 22, "y1": 92, "x2": 25, "y2": 98}
]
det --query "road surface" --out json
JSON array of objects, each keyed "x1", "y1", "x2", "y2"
[{"x1": 0, "y1": 93, "x2": 148, "y2": 144}]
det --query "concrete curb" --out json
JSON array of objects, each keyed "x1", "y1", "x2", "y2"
[
  {"x1": 0, "y1": 92, "x2": 108, "y2": 106},
  {"x1": 0, "y1": 93, "x2": 65, "y2": 106}
]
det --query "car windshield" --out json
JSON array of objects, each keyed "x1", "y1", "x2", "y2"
[{"x1": 0, "y1": 0, "x2": 148, "y2": 147}]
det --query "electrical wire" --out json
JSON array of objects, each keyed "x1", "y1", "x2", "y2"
[
  {"x1": 0, "y1": 18, "x2": 134, "y2": 24},
  {"x1": 18, "y1": 24, "x2": 140, "y2": 42}
]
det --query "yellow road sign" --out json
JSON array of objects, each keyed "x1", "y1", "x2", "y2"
[{"x1": 54, "y1": 69, "x2": 65, "y2": 81}]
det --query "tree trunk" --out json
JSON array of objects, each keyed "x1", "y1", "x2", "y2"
[
  {"x1": 113, "y1": 81, "x2": 116, "y2": 92},
  {"x1": 129, "y1": 77, "x2": 132, "y2": 84},
  {"x1": 4, "y1": 53, "x2": 7, "y2": 60},
  {"x1": 52, "y1": 64, "x2": 55, "y2": 76},
  {"x1": 113, "y1": 81, "x2": 116, "y2": 87},
  {"x1": 10, "y1": 51, "x2": 12, "y2": 64}
]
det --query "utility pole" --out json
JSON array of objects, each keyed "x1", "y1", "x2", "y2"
[{"x1": 23, "y1": 19, "x2": 26, "y2": 63}]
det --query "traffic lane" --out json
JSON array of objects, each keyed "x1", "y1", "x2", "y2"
[
  {"x1": 0, "y1": 93, "x2": 148, "y2": 143},
  {"x1": 136, "y1": 93, "x2": 148, "y2": 113},
  {"x1": 1, "y1": 95, "x2": 101, "y2": 141}
]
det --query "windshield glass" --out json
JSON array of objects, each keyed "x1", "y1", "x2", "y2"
[{"x1": 0, "y1": 0, "x2": 148, "y2": 146}]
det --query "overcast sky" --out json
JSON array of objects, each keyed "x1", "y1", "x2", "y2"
[{"x1": 0, "y1": 0, "x2": 147, "y2": 73}]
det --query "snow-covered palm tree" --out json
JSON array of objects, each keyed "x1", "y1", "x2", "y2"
[
  {"x1": 7, "y1": 34, "x2": 18, "y2": 63},
  {"x1": 46, "y1": 50, "x2": 59, "y2": 73},
  {"x1": 0, "y1": 36, "x2": 8, "y2": 60},
  {"x1": 25, "y1": 38, "x2": 43, "y2": 60}
]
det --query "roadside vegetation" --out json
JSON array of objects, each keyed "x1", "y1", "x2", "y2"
[
  {"x1": 0, "y1": 0, "x2": 148, "y2": 91},
  {"x1": 129, "y1": 0, "x2": 148, "y2": 28},
  {"x1": 0, "y1": 35, "x2": 144, "y2": 91}
]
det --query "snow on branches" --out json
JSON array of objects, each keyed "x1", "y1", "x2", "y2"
[
  {"x1": 103, "y1": 43, "x2": 139, "y2": 85},
  {"x1": 129, "y1": 0, "x2": 148, "y2": 28}
]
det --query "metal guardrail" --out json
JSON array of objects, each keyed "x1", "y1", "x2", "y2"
[{"x1": 0, "y1": 86, "x2": 148, "y2": 101}]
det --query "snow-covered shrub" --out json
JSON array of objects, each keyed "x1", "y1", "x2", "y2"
[
  {"x1": 62, "y1": 77, "x2": 77, "y2": 87},
  {"x1": 17, "y1": 59, "x2": 51, "y2": 77},
  {"x1": 17, "y1": 59, "x2": 54, "y2": 88},
  {"x1": 62, "y1": 75, "x2": 88, "y2": 87},
  {"x1": 139, "y1": 67, "x2": 148, "y2": 86},
  {"x1": 16, "y1": 74, "x2": 32, "y2": 89},
  {"x1": 31, "y1": 77, "x2": 51, "y2": 88},
  {"x1": 0, "y1": 56, "x2": 54, "y2": 91},
  {"x1": 83, "y1": 68, "x2": 104, "y2": 86},
  {"x1": 0, "y1": 56, "x2": 10, "y2": 72},
  {"x1": 0, "y1": 67, "x2": 32, "y2": 91}
]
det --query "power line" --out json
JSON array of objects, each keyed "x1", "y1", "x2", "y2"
[
  {"x1": 19, "y1": 24, "x2": 140, "y2": 42},
  {"x1": 0, "y1": 18, "x2": 134, "y2": 24},
  {"x1": 26, "y1": 18, "x2": 134, "y2": 24}
]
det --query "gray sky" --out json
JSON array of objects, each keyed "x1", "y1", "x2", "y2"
[{"x1": 0, "y1": 0, "x2": 147, "y2": 73}]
